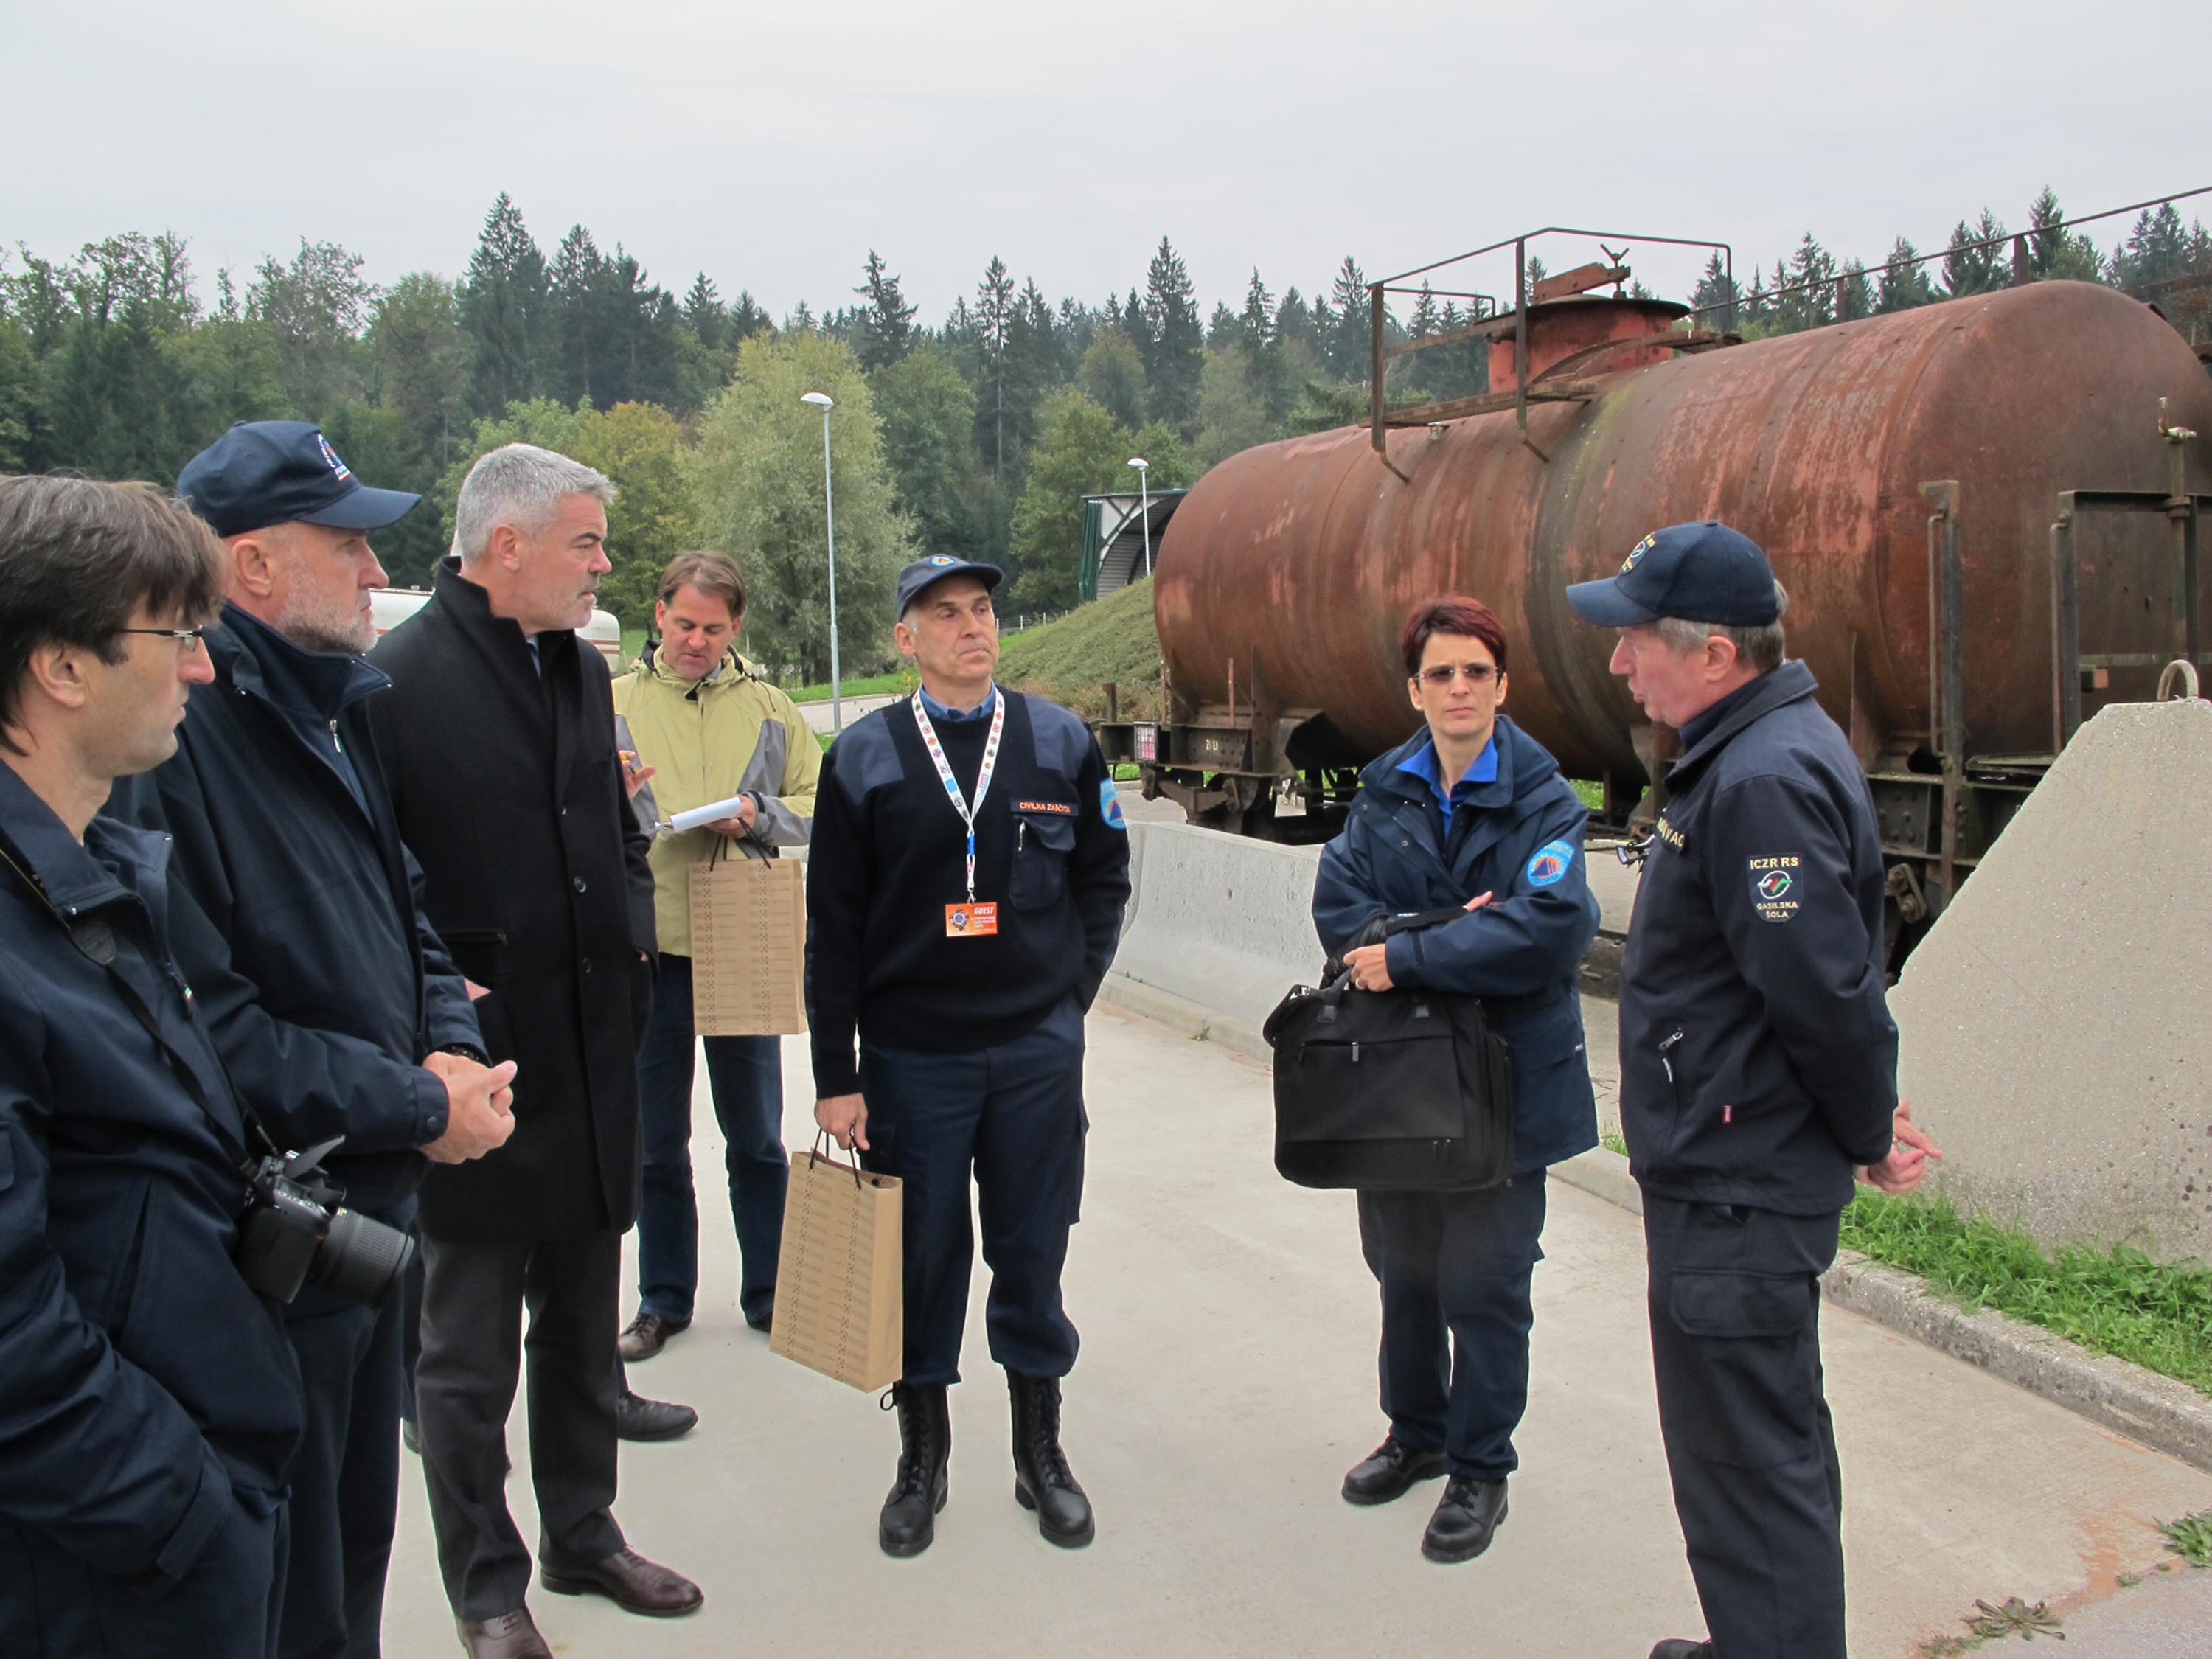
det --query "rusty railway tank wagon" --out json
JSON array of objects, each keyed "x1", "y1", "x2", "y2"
[{"x1": 1105, "y1": 234, "x2": 2211, "y2": 962}]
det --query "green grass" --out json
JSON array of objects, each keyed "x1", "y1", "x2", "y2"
[
  {"x1": 619, "y1": 625, "x2": 645, "y2": 666},
  {"x1": 1601, "y1": 1127, "x2": 1629, "y2": 1157},
  {"x1": 1571, "y1": 779, "x2": 1604, "y2": 811},
  {"x1": 1840, "y1": 1189, "x2": 2212, "y2": 1396},
  {"x1": 995, "y1": 577, "x2": 1164, "y2": 721},
  {"x1": 2164, "y1": 1509, "x2": 2212, "y2": 1568}
]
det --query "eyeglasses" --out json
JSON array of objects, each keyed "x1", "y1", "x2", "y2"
[
  {"x1": 117, "y1": 627, "x2": 207, "y2": 650},
  {"x1": 1416, "y1": 663, "x2": 1499, "y2": 686}
]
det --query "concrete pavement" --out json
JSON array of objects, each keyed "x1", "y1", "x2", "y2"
[
  {"x1": 383, "y1": 1005, "x2": 2211, "y2": 1658},
  {"x1": 794, "y1": 692, "x2": 899, "y2": 735}
]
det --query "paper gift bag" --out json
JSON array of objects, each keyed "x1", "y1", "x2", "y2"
[
  {"x1": 689, "y1": 851, "x2": 807, "y2": 1036},
  {"x1": 769, "y1": 1139, "x2": 903, "y2": 1391}
]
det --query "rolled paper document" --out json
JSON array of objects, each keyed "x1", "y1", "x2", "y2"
[{"x1": 662, "y1": 793, "x2": 752, "y2": 835}]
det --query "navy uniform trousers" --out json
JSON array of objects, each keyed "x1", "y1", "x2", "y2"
[
  {"x1": 858, "y1": 993, "x2": 1086, "y2": 1387},
  {"x1": 1357, "y1": 1172, "x2": 1548, "y2": 1481},
  {"x1": 1645, "y1": 1194, "x2": 1846, "y2": 1659},
  {"x1": 0, "y1": 1495, "x2": 285, "y2": 1659},
  {"x1": 278, "y1": 1287, "x2": 407, "y2": 1659}
]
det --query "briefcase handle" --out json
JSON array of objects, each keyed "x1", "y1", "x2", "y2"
[{"x1": 807, "y1": 1130, "x2": 866, "y2": 1189}]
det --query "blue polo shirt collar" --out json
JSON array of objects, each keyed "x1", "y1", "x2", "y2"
[{"x1": 1396, "y1": 734, "x2": 1498, "y2": 819}]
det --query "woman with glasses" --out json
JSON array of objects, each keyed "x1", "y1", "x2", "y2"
[{"x1": 1310, "y1": 595, "x2": 1601, "y2": 1565}]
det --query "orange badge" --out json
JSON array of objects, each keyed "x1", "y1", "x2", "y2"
[{"x1": 944, "y1": 902, "x2": 1000, "y2": 938}]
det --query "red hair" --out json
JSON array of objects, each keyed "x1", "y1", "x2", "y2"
[{"x1": 1400, "y1": 596, "x2": 1508, "y2": 678}]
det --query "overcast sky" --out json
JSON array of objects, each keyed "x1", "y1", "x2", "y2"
[{"x1": 6, "y1": 0, "x2": 2208, "y2": 323}]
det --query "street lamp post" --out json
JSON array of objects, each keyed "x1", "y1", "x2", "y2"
[
  {"x1": 1127, "y1": 456, "x2": 1151, "y2": 580},
  {"x1": 801, "y1": 391, "x2": 841, "y2": 732}
]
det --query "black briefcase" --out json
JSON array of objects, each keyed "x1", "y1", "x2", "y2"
[{"x1": 1262, "y1": 908, "x2": 1514, "y2": 1192}]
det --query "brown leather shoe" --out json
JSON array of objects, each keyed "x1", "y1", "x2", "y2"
[
  {"x1": 456, "y1": 1609, "x2": 553, "y2": 1658},
  {"x1": 540, "y1": 1548, "x2": 704, "y2": 1618}
]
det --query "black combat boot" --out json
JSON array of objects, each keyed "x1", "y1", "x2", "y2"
[
  {"x1": 1008, "y1": 1372, "x2": 1094, "y2": 1548},
  {"x1": 878, "y1": 1382, "x2": 950, "y2": 1558}
]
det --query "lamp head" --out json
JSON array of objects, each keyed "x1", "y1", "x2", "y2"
[
  {"x1": 1127, "y1": 456, "x2": 1147, "y2": 472},
  {"x1": 801, "y1": 392, "x2": 835, "y2": 411}
]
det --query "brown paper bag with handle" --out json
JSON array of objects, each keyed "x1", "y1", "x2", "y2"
[
  {"x1": 689, "y1": 847, "x2": 807, "y2": 1036},
  {"x1": 768, "y1": 1136, "x2": 903, "y2": 1392}
]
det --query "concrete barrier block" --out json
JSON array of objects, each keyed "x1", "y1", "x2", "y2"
[
  {"x1": 1104, "y1": 821, "x2": 1326, "y2": 1044},
  {"x1": 1893, "y1": 698, "x2": 2212, "y2": 1265}
]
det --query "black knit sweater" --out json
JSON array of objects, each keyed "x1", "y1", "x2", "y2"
[{"x1": 805, "y1": 691, "x2": 1130, "y2": 1096}]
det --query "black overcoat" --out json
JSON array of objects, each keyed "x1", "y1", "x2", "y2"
[{"x1": 365, "y1": 559, "x2": 655, "y2": 1243}]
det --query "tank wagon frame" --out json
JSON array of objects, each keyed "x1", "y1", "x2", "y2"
[{"x1": 1096, "y1": 207, "x2": 2212, "y2": 967}]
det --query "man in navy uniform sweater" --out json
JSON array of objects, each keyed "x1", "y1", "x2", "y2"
[{"x1": 808, "y1": 555, "x2": 1131, "y2": 1560}]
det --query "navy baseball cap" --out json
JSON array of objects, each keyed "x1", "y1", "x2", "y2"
[
  {"x1": 178, "y1": 421, "x2": 420, "y2": 539},
  {"x1": 1565, "y1": 521, "x2": 1780, "y2": 627},
  {"x1": 895, "y1": 554, "x2": 1004, "y2": 619}
]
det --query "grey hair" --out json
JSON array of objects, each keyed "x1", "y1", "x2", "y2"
[
  {"x1": 1654, "y1": 581, "x2": 1790, "y2": 674},
  {"x1": 452, "y1": 443, "x2": 616, "y2": 565}
]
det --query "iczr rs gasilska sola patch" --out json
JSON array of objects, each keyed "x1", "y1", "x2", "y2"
[{"x1": 1747, "y1": 855, "x2": 1802, "y2": 922}]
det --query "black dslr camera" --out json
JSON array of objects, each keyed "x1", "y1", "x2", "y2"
[{"x1": 234, "y1": 1140, "x2": 415, "y2": 1309}]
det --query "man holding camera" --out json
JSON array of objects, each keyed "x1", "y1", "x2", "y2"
[
  {"x1": 108, "y1": 422, "x2": 519, "y2": 1659},
  {"x1": 0, "y1": 475, "x2": 304, "y2": 1658}
]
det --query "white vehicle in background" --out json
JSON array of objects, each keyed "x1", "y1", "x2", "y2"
[{"x1": 370, "y1": 588, "x2": 627, "y2": 670}]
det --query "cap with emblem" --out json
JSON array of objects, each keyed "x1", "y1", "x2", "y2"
[
  {"x1": 1565, "y1": 521, "x2": 1779, "y2": 628},
  {"x1": 894, "y1": 554, "x2": 1004, "y2": 619},
  {"x1": 178, "y1": 420, "x2": 421, "y2": 539}
]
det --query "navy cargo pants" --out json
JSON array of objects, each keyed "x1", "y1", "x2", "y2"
[
  {"x1": 858, "y1": 993, "x2": 1087, "y2": 1387},
  {"x1": 1645, "y1": 1194, "x2": 1846, "y2": 1659}
]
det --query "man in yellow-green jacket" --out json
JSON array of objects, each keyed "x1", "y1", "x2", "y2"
[{"x1": 611, "y1": 552, "x2": 821, "y2": 1361}]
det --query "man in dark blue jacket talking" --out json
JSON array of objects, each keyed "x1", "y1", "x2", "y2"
[
  {"x1": 109, "y1": 422, "x2": 519, "y2": 1659},
  {"x1": 1312, "y1": 596, "x2": 1601, "y2": 1565},
  {"x1": 0, "y1": 475, "x2": 302, "y2": 1658},
  {"x1": 1567, "y1": 521, "x2": 1940, "y2": 1659}
]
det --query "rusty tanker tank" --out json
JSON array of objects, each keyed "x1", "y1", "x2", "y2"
[{"x1": 1137, "y1": 278, "x2": 2211, "y2": 921}]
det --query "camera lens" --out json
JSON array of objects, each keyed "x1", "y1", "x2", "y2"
[{"x1": 308, "y1": 1208, "x2": 417, "y2": 1308}]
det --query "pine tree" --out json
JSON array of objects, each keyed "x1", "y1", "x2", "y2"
[
  {"x1": 1837, "y1": 260, "x2": 1874, "y2": 322},
  {"x1": 1874, "y1": 237, "x2": 1938, "y2": 313},
  {"x1": 684, "y1": 274, "x2": 727, "y2": 352},
  {"x1": 1689, "y1": 251, "x2": 1741, "y2": 327},
  {"x1": 1778, "y1": 234, "x2": 1837, "y2": 333},
  {"x1": 975, "y1": 257, "x2": 1016, "y2": 478},
  {"x1": 1141, "y1": 237, "x2": 1203, "y2": 430},
  {"x1": 1327, "y1": 256, "x2": 1374, "y2": 382},
  {"x1": 1941, "y1": 211, "x2": 2008, "y2": 297},
  {"x1": 458, "y1": 193, "x2": 549, "y2": 415},
  {"x1": 1239, "y1": 270, "x2": 1275, "y2": 351},
  {"x1": 855, "y1": 249, "x2": 917, "y2": 372},
  {"x1": 548, "y1": 224, "x2": 607, "y2": 406},
  {"x1": 1206, "y1": 302, "x2": 1239, "y2": 352}
]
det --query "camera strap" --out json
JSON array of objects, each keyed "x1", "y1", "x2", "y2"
[{"x1": 0, "y1": 840, "x2": 274, "y2": 1171}]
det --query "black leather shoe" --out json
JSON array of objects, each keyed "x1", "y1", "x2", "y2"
[
  {"x1": 1009, "y1": 1372, "x2": 1094, "y2": 1548},
  {"x1": 744, "y1": 1303, "x2": 773, "y2": 1334},
  {"x1": 1648, "y1": 1644, "x2": 1712, "y2": 1659},
  {"x1": 616, "y1": 1389, "x2": 698, "y2": 1442},
  {"x1": 618, "y1": 1312, "x2": 686, "y2": 1362},
  {"x1": 1340, "y1": 1437, "x2": 1449, "y2": 1506},
  {"x1": 540, "y1": 1547, "x2": 703, "y2": 1617},
  {"x1": 880, "y1": 1381, "x2": 950, "y2": 1557},
  {"x1": 456, "y1": 1609, "x2": 554, "y2": 1658},
  {"x1": 1421, "y1": 1475, "x2": 1508, "y2": 1563}
]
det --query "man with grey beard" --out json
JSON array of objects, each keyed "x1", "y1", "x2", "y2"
[{"x1": 108, "y1": 422, "x2": 521, "y2": 1659}]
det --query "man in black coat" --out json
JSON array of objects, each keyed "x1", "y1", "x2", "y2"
[
  {"x1": 366, "y1": 445, "x2": 702, "y2": 1659},
  {"x1": 0, "y1": 475, "x2": 302, "y2": 1659},
  {"x1": 1567, "y1": 521, "x2": 1941, "y2": 1659},
  {"x1": 108, "y1": 421, "x2": 521, "y2": 1659}
]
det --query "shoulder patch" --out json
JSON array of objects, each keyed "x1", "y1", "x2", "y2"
[
  {"x1": 1099, "y1": 779, "x2": 1128, "y2": 830},
  {"x1": 1747, "y1": 855, "x2": 1803, "y2": 922},
  {"x1": 1525, "y1": 838, "x2": 1574, "y2": 888}
]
